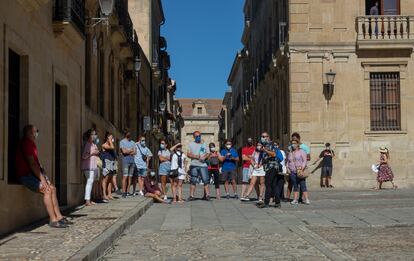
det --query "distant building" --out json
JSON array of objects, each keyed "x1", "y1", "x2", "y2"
[{"x1": 178, "y1": 99, "x2": 222, "y2": 152}]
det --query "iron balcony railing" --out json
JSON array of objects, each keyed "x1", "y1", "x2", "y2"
[
  {"x1": 115, "y1": 0, "x2": 134, "y2": 45},
  {"x1": 53, "y1": 0, "x2": 85, "y2": 34}
]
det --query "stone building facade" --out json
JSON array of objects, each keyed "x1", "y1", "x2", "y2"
[
  {"x1": 178, "y1": 99, "x2": 222, "y2": 153},
  {"x1": 231, "y1": 0, "x2": 414, "y2": 188},
  {"x1": 0, "y1": 0, "x2": 177, "y2": 236}
]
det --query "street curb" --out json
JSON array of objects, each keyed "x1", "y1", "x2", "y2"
[{"x1": 68, "y1": 199, "x2": 153, "y2": 261}]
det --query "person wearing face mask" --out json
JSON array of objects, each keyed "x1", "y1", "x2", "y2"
[
  {"x1": 134, "y1": 136, "x2": 153, "y2": 196},
  {"x1": 219, "y1": 140, "x2": 239, "y2": 199},
  {"x1": 170, "y1": 144, "x2": 186, "y2": 203},
  {"x1": 287, "y1": 140, "x2": 310, "y2": 205},
  {"x1": 187, "y1": 131, "x2": 211, "y2": 201},
  {"x1": 257, "y1": 132, "x2": 284, "y2": 208},
  {"x1": 143, "y1": 170, "x2": 169, "y2": 204},
  {"x1": 100, "y1": 132, "x2": 118, "y2": 201},
  {"x1": 157, "y1": 140, "x2": 181, "y2": 200},
  {"x1": 82, "y1": 129, "x2": 101, "y2": 206},
  {"x1": 17, "y1": 125, "x2": 72, "y2": 228},
  {"x1": 207, "y1": 143, "x2": 221, "y2": 200},
  {"x1": 241, "y1": 142, "x2": 266, "y2": 203},
  {"x1": 119, "y1": 129, "x2": 137, "y2": 198},
  {"x1": 312, "y1": 143, "x2": 335, "y2": 188},
  {"x1": 241, "y1": 138, "x2": 259, "y2": 200}
]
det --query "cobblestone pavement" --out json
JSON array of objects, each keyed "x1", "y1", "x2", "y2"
[
  {"x1": 0, "y1": 196, "x2": 150, "y2": 261},
  {"x1": 102, "y1": 187, "x2": 414, "y2": 261}
]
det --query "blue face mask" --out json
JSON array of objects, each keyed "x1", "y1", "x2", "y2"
[
  {"x1": 160, "y1": 144, "x2": 166, "y2": 150},
  {"x1": 195, "y1": 136, "x2": 201, "y2": 143},
  {"x1": 94, "y1": 138, "x2": 100, "y2": 145},
  {"x1": 260, "y1": 137, "x2": 267, "y2": 144},
  {"x1": 141, "y1": 141, "x2": 146, "y2": 147}
]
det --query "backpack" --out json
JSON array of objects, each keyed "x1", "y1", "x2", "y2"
[{"x1": 209, "y1": 155, "x2": 220, "y2": 166}]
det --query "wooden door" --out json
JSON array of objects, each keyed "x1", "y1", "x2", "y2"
[{"x1": 381, "y1": 0, "x2": 400, "y2": 15}]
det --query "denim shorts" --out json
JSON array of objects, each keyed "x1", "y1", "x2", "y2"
[
  {"x1": 290, "y1": 173, "x2": 308, "y2": 192},
  {"x1": 158, "y1": 162, "x2": 171, "y2": 176},
  {"x1": 20, "y1": 174, "x2": 44, "y2": 193},
  {"x1": 134, "y1": 168, "x2": 147, "y2": 177},
  {"x1": 123, "y1": 162, "x2": 135, "y2": 177},
  {"x1": 189, "y1": 166, "x2": 209, "y2": 185},
  {"x1": 242, "y1": 168, "x2": 251, "y2": 183}
]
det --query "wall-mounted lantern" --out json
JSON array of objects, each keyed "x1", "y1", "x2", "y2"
[{"x1": 324, "y1": 69, "x2": 336, "y2": 104}]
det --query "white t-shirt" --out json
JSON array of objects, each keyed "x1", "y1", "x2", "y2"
[
  {"x1": 171, "y1": 151, "x2": 187, "y2": 175},
  {"x1": 280, "y1": 150, "x2": 287, "y2": 174}
]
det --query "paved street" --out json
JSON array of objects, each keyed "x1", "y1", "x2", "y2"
[
  {"x1": 0, "y1": 196, "x2": 151, "y2": 261},
  {"x1": 101, "y1": 187, "x2": 414, "y2": 261}
]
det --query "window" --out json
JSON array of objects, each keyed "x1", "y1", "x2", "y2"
[
  {"x1": 8, "y1": 49, "x2": 20, "y2": 183},
  {"x1": 370, "y1": 72, "x2": 401, "y2": 131},
  {"x1": 365, "y1": 0, "x2": 400, "y2": 15},
  {"x1": 197, "y1": 107, "x2": 202, "y2": 115}
]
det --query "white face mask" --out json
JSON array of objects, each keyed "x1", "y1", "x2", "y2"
[
  {"x1": 34, "y1": 131, "x2": 39, "y2": 139},
  {"x1": 226, "y1": 145, "x2": 232, "y2": 150},
  {"x1": 210, "y1": 147, "x2": 216, "y2": 152},
  {"x1": 111, "y1": 138, "x2": 115, "y2": 143}
]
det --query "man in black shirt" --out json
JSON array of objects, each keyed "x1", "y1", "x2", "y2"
[{"x1": 312, "y1": 143, "x2": 335, "y2": 188}]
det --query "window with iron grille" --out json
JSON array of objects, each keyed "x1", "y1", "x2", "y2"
[{"x1": 370, "y1": 72, "x2": 401, "y2": 131}]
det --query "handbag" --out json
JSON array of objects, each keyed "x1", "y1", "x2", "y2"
[
  {"x1": 137, "y1": 144, "x2": 148, "y2": 162},
  {"x1": 209, "y1": 154, "x2": 220, "y2": 166},
  {"x1": 169, "y1": 169, "x2": 179, "y2": 178}
]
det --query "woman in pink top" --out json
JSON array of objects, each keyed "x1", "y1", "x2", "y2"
[
  {"x1": 82, "y1": 129, "x2": 100, "y2": 206},
  {"x1": 287, "y1": 139, "x2": 310, "y2": 205}
]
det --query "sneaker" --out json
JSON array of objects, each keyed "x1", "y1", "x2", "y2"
[
  {"x1": 127, "y1": 192, "x2": 133, "y2": 197},
  {"x1": 49, "y1": 221, "x2": 68, "y2": 228},
  {"x1": 257, "y1": 204, "x2": 269, "y2": 209},
  {"x1": 139, "y1": 191, "x2": 144, "y2": 196},
  {"x1": 116, "y1": 189, "x2": 122, "y2": 195},
  {"x1": 59, "y1": 217, "x2": 73, "y2": 225},
  {"x1": 305, "y1": 199, "x2": 311, "y2": 205},
  {"x1": 273, "y1": 203, "x2": 281, "y2": 208},
  {"x1": 291, "y1": 200, "x2": 298, "y2": 205},
  {"x1": 188, "y1": 196, "x2": 195, "y2": 201},
  {"x1": 163, "y1": 195, "x2": 168, "y2": 200},
  {"x1": 122, "y1": 193, "x2": 127, "y2": 198},
  {"x1": 133, "y1": 191, "x2": 141, "y2": 196},
  {"x1": 234, "y1": 194, "x2": 239, "y2": 199},
  {"x1": 240, "y1": 196, "x2": 250, "y2": 202},
  {"x1": 205, "y1": 195, "x2": 210, "y2": 201},
  {"x1": 256, "y1": 201, "x2": 264, "y2": 207},
  {"x1": 226, "y1": 194, "x2": 230, "y2": 200}
]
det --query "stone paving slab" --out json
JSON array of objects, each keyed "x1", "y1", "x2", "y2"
[
  {"x1": 0, "y1": 196, "x2": 152, "y2": 261},
  {"x1": 101, "y1": 187, "x2": 414, "y2": 260}
]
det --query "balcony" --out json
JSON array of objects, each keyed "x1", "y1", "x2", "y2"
[
  {"x1": 356, "y1": 15, "x2": 414, "y2": 50},
  {"x1": 53, "y1": 0, "x2": 85, "y2": 35}
]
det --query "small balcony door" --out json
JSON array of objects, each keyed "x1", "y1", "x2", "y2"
[{"x1": 366, "y1": 0, "x2": 400, "y2": 15}]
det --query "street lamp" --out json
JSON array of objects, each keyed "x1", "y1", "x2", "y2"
[
  {"x1": 87, "y1": 0, "x2": 114, "y2": 27},
  {"x1": 324, "y1": 69, "x2": 336, "y2": 104},
  {"x1": 159, "y1": 101, "x2": 166, "y2": 112}
]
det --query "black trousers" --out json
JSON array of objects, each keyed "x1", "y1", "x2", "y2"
[
  {"x1": 209, "y1": 169, "x2": 220, "y2": 189},
  {"x1": 264, "y1": 168, "x2": 284, "y2": 205}
]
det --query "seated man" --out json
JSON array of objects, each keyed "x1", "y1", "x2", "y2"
[
  {"x1": 143, "y1": 171, "x2": 169, "y2": 204},
  {"x1": 16, "y1": 125, "x2": 72, "y2": 228}
]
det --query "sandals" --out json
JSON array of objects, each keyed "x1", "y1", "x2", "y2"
[{"x1": 49, "y1": 221, "x2": 68, "y2": 228}]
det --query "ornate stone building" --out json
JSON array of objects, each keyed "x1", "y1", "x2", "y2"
[
  {"x1": 234, "y1": 0, "x2": 414, "y2": 188},
  {"x1": 0, "y1": 0, "x2": 178, "y2": 236},
  {"x1": 178, "y1": 99, "x2": 222, "y2": 152}
]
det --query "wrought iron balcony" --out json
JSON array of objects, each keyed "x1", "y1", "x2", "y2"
[
  {"x1": 115, "y1": 0, "x2": 134, "y2": 45},
  {"x1": 53, "y1": 0, "x2": 85, "y2": 35},
  {"x1": 356, "y1": 15, "x2": 414, "y2": 50}
]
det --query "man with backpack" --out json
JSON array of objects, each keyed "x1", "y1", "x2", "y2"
[{"x1": 219, "y1": 140, "x2": 239, "y2": 199}]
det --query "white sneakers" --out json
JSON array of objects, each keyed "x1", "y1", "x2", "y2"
[{"x1": 163, "y1": 195, "x2": 168, "y2": 200}]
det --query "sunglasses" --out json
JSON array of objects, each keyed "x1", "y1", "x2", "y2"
[{"x1": 261, "y1": 136, "x2": 268, "y2": 138}]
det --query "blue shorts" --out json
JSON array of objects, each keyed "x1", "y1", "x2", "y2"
[
  {"x1": 242, "y1": 168, "x2": 251, "y2": 183},
  {"x1": 123, "y1": 162, "x2": 135, "y2": 177},
  {"x1": 20, "y1": 174, "x2": 43, "y2": 193},
  {"x1": 158, "y1": 162, "x2": 171, "y2": 176},
  {"x1": 189, "y1": 166, "x2": 209, "y2": 185},
  {"x1": 290, "y1": 173, "x2": 308, "y2": 192},
  {"x1": 134, "y1": 168, "x2": 147, "y2": 177}
]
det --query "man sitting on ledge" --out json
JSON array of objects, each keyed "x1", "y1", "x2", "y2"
[{"x1": 16, "y1": 125, "x2": 72, "y2": 228}]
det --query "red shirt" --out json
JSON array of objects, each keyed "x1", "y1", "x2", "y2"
[
  {"x1": 16, "y1": 138, "x2": 40, "y2": 178},
  {"x1": 242, "y1": 146, "x2": 255, "y2": 168}
]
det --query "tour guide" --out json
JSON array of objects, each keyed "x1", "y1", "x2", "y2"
[{"x1": 257, "y1": 132, "x2": 284, "y2": 208}]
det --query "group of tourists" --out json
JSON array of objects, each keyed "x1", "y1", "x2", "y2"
[{"x1": 15, "y1": 123, "x2": 397, "y2": 228}]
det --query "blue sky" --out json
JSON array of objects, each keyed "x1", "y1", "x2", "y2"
[{"x1": 161, "y1": 0, "x2": 244, "y2": 99}]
